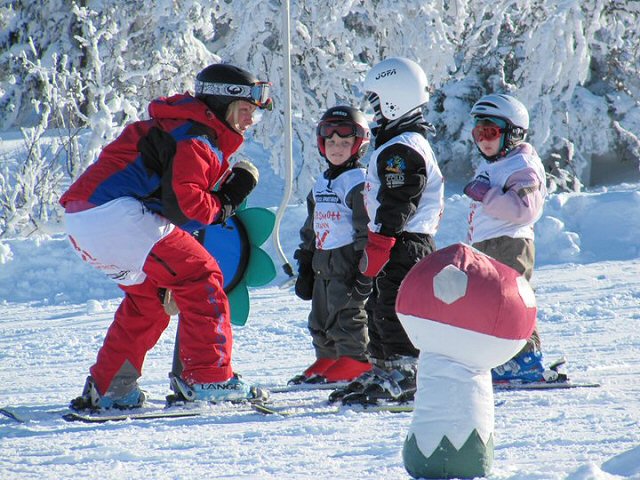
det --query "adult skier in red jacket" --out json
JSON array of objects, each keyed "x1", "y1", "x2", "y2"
[{"x1": 60, "y1": 63, "x2": 273, "y2": 410}]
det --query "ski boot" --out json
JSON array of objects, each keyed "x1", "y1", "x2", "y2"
[
  {"x1": 544, "y1": 356, "x2": 570, "y2": 382},
  {"x1": 341, "y1": 358, "x2": 417, "y2": 406},
  {"x1": 287, "y1": 358, "x2": 336, "y2": 385},
  {"x1": 492, "y1": 350, "x2": 547, "y2": 384},
  {"x1": 70, "y1": 376, "x2": 147, "y2": 411},
  {"x1": 318, "y1": 356, "x2": 372, "y2": 383},
  {"x1": 168, "y1": 373, "x2": 269, "y2": 404},
  {"x1": 328, "y1": 366, "x2": 383, "y2": 403}
]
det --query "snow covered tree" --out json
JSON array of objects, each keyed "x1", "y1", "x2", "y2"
[{"x1": 1, "y1": 0, "x2": 639, "y2": 236}]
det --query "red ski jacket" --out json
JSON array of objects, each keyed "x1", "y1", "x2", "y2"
[{"x1": 60, "y1": 93, "x2": 243, "y2": 232}]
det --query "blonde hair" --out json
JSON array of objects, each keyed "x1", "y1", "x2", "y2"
[{"x1": 225, "y1": 101, "x2": 242, "y2": 132}]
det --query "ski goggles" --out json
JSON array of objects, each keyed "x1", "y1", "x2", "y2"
[
  {"x1": 471, "y1": 117, "x2": 507, "y2": 142},
  {"x1": 248, "y1": 81, "x2": 273, "y2": 111},
  {"x1": 317, "y1": 121, "x2": 363, "y2": 139},
  {"x1": 195, "y1": 80, "x2": 273, "y2": 111}
]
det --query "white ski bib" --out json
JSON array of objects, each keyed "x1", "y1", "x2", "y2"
[
  {"x1": 64, "y1": 197, "x2": 174, "y2": 285},
  {"x1": 365, "y1": 132, "x2": 444, "y2": 235},
  {"x1": 313, "y1": 168, "x2": 365, "y2": 250},
  {"x1": 468, "y1": 145, "x2": 546, "y2": 243}
]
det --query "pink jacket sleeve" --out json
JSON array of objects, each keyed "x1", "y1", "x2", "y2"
[{"x1": 482, "y1": 168, "x2": 544, "y2": 224}]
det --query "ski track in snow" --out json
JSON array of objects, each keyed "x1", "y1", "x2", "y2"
[{"x1": 1, "y1": 259, "x2": 640, "y2": 479}]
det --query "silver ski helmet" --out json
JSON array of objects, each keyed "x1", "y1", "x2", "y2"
[
  {"x1": 364, "y1": 57, "x2": 429, "y2": 123},
  {"x1": 471, "y1": 94, "x2": 529, "y2": 159},
  {"x1": 316, "y1": 106, "x2": 370, "y2": 161},
  {"x1": 195, "y1": 63, "x2": 273, "y2": 119},
  {"x1": 471, "y1": 94, "x2": 529, "y2": 130}
]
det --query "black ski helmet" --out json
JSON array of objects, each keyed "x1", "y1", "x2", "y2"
[
  {"x1": 316, "y1": 106, "x2": 371, "y2": 161},
  {"x1": 194, "y1": 63, "x2": 273, "y2": 119}
]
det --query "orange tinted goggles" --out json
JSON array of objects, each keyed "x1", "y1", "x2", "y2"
[{"x1": 472, "y1": 124, "x2": 504, "y2": 142}]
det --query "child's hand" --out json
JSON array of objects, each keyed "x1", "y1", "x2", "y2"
[
  {"x1": 294, "y1": 273, "x2": 314, "y2": 300},
  {"x1": 359, "y1": 231, "x2": 396, "y2": 277},
  {"x1": 294, "y1": 249, "x2": 314, "y2": 300},
  {"x1": 463, "y1": 175, "x2": 491, "y2": 202}
]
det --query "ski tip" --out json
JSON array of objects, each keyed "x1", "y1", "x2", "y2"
[{"x1": 0, "y1": 407, "x2": 25, "y2": 423}]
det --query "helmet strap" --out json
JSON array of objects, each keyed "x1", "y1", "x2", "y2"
[{"x1": 367, "y1": 92, "x2": 386, "y2": 127}]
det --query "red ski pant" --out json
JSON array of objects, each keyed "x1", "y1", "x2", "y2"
[{"x1": 91, "y1": 228, "x2": 233, "y2": 396}]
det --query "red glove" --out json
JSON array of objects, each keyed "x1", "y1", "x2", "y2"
[{"x1": 359, "y1": 231, "x2": 396, "y2": 278}]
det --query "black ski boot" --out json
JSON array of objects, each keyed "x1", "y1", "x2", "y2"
[
  {"x1": 341, "y1": 357, "x2": 417, "y2": 406},
  {"x1": 328, "y1": 366, "x2": 384, "y2": 403}
]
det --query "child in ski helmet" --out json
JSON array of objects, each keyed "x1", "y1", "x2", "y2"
[
  {"x1": 290, "y1": 105, "x2": 374, "y2": 385},
  {"x1": 329, "y1": 57, "x2": 445, "y2": 405},
  {"x1": 464, "y1": 93, "x2": 552, "y2": 383},
  {"x1": 61, "y1": 63, "x2": 272, "y2": 411}
]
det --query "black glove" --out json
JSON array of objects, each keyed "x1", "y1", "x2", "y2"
[
  {"x1": 294, "y1": 249, "x2": 314, "y2": 300},
  {"x1": 351, "y1": 272, "x2": 373, "y2": 303},
  {"x1": 213, "y1": 161, "x2": 259, "y2": 223}
]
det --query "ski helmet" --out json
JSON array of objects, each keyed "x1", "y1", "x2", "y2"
[
  {"x1": 470, "y1": 94, "x2": 529, "y2": 160},
  {"x1": 363, "y1": 57, "x2": 429, "y2": 122},
  {"x1": 316, "y1": 106, "x2": 370, "y2": 161},
  {"x1": 195, "y1": 64, "x2": 273, "y2": 119},
  {"x1": 470, "y1": 94, "x2": 529, "y2": 130}
]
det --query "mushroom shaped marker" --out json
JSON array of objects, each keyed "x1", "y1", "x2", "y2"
[{"x1": 396, "y1": 243, "x2": 536, "y2": 479}]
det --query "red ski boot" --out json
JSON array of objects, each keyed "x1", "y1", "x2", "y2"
[
  {"x1": 321, "y1": 356, "x2": 372, "y2": 383},
  {"x1": 287, "y1": 358, "x2": 336, "y2": 385}
]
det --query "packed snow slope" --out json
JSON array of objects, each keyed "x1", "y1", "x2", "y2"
[{"x1": 1, "y1": 181, "x2": 639, "y2": 480}]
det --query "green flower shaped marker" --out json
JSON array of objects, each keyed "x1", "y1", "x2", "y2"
[{"x1": 196, "y1": 204, "x2": 277, "y2": 326}]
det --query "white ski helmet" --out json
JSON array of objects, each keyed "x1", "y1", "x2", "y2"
[
  {"x1": 364, "y1": 57, "x2": 429, "y2": 121},
  {"x1": 470, "y1": 94, "x2": 529, "y2": 131}
]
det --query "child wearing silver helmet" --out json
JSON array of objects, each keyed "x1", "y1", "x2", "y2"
[{"x1": 465, "y1": 93, "x2": 555, "y2": 383}]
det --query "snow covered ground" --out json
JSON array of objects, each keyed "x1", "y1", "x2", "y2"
[{"x1": 1, "y1": 182, "x2": 640, "y2": 479}]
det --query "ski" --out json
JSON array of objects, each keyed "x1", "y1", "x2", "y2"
[
  {"x1": 61, "y1": 399, "x2": 267, "y2": 423},
  {"x1": 493, "y1": 380, "x2": 600, "y2": 391},
  {"x1": 252, "y1": 402, "x2": 341, "y2": 416},
  {"x1": 271, "y1": 379, "x2": 599, "y2": 394},
  {"x1": 0, "y1": 406, "x2": 70, "y2": 424},
  {"x1": 62, "y1": 409, "x2": 205, "y2": 423},
  {"x1": 252, "y1": 401, "x2": 414, "y2": 417},
  {"x1": 253, "y1": 398, "x2": 509, "y2": 417},
  {"x1": 0, "y1": 407, "x2": 25, "y2": 423},
  {"x1": 62, "y1": 409, "x2": 204, "y2": 423},
  {"x1": 269, "y1": 382, "x2": 348, "y2": 394},
  {"x1": 1, "y1": 399, "x2": 265, "y2": 424}
]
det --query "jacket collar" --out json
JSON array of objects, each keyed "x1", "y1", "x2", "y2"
[{"x1": 148, "y1": 92, "x2": 244, "y2": 158}]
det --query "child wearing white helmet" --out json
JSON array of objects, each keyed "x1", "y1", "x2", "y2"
[
  {"x1": 464, "y1": 93, "x2": 554, "y2": 383},
  {"x1": 330, "y1": 57, "x2": 445, "y2": 405}
]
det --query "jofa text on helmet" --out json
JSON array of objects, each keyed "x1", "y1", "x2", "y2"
[{"x1": 375, "y1": 68, "x2": 397, "y2": 80}]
